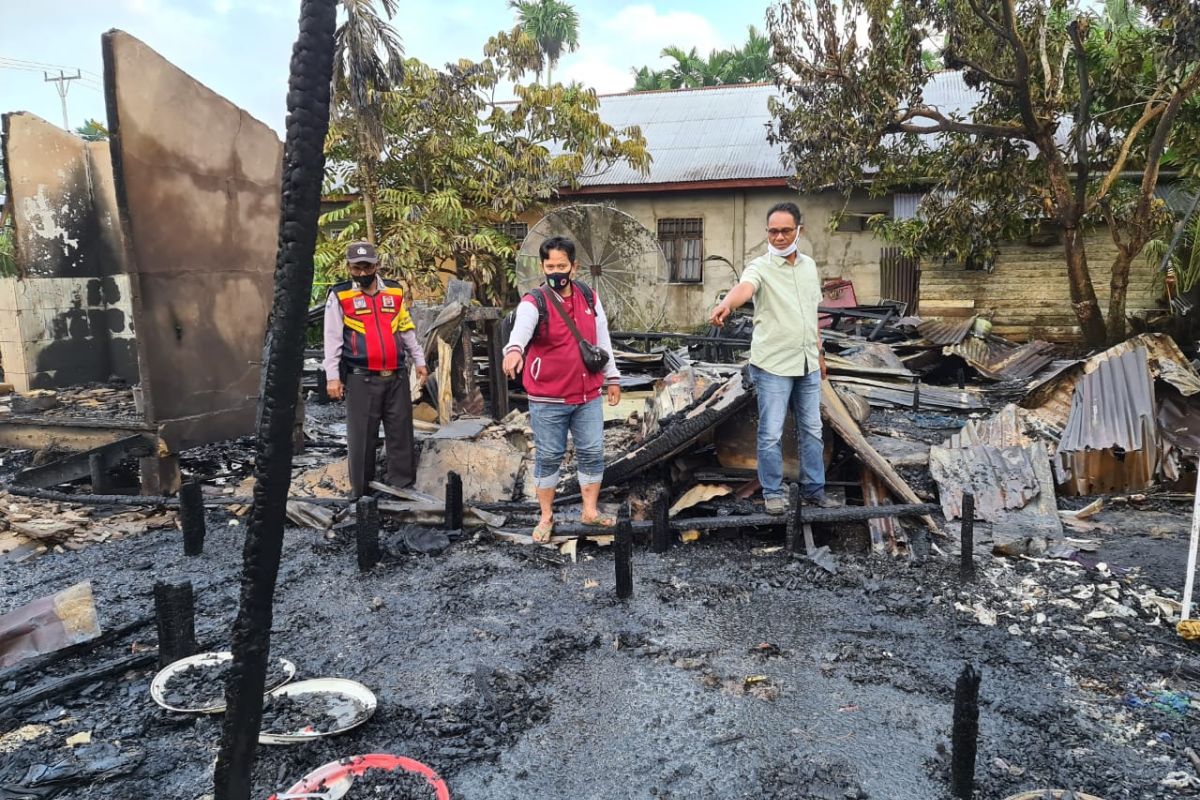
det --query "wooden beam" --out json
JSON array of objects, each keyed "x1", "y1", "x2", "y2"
[
  {"x1": 0, "y1": 418, "x2": 154, "y2": 451},
  {"x1": 820, "y1": 381, "x2": 939, "y2": 533}
]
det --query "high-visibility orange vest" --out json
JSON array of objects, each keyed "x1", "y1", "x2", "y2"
[{"x1": 331, "y1": 278, "x2": 415, "y2": 372}]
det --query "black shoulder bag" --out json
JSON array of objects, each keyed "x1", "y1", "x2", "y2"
[{"x1": 544, "y1": 286, "x2": 610, "y2": 373}]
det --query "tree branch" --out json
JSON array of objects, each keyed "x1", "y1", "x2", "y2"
[
  {"x1": 1038, "y1": 8, "x2": 1053, "y2": 99},
  {"x1": 963, "y1": 0, "x2": 1014, "y2": 43},
  {"x1": 953, "y1": 52, "x2": 1019, "y2": 87},
  {"x1": 1085, "y1": 97, "x2": 1165, "y2": 212},
  {"x1": 999, "y1": 0, "x2": 1041, "y2": 137},
  {"x1": 891, "y1": 106, "x2": 1029, "y2": 139},
  {"x1": 1098, "y1": 199, "x2": 1128, "y2": 257},
  {"x1": 1068, "y1": 20, "x2": 1091, "y2": 209},
  {"x1": 1138, "y1": 61, "x2": 1200, "y2": 203}
]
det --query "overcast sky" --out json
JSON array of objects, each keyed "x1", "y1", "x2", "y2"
[{"x1": 0, "y1": 0, "x2": 770, "y2": 137}]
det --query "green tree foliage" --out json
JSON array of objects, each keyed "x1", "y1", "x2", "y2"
[
  {"x1": 75, "y1": 119, "x2": 109, "y2": 141},
  {"x1": 331, "y1": 0, "x2": 406, "y2": 245},
  {"x1": 1144, "y1": 187, "x2": 1200, "y2": 296},
  {"x1": 767, "y1": 0, "x2": 1200, "y2": 346},
  {"x1": 632, "y1": 26, "x2": 775, "y2": 91},
  {"x1": 319, "y1": 28, "x2": 650, "y2": 305},
  {"x1": 509, "y1": 0, "x2": 580, "y2": 85}
]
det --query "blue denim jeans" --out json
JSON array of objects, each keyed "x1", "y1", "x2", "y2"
[
  {"x1": 751, "y1": 365, "x2": 825, "y2": 501},
  {"x1": 528, "y1": 398, "x2": 605, "y2": 489}
]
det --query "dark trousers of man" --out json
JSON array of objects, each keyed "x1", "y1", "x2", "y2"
[{"x1": 345, "y1": 369, "x2": 415, "y2": 498}]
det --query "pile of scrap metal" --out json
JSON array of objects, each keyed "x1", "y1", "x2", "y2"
[
  {"x1": 918, "y1": 332, "x2": 1200, "y2": 554},
  {"x1": 536, "y1": 303, "x2": 1200, "y2": 558}
]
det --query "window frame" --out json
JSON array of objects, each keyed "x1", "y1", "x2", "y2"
[{"x1": 657, "y1": 217, "x2": 705, "y2": 284}]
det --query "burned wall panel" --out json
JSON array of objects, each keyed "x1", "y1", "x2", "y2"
[
  {"x1": 3, "y1": 113, "x2": 102, "y2": 279},
  {"x1": 102, "y1": 30, "x2": 282, "y2": 447},
  {"x1": 0, "y1": 113, "x2": 137, "y2": 391}
]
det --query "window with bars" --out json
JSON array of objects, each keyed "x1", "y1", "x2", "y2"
[
  {"x1": 497, "y1": 221, "x2": 529, "y2": 242},
  {"x1": 657, "y1": 218, "x2": 704, "y2": 283}
]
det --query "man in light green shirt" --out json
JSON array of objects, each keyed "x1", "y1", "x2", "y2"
[{"x1": 710, "y1": 202, "x2": 835, "y2": 514}]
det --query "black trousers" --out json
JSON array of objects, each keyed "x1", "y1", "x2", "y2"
[{"x1": 345, "y1": 370, "x2": 415, "y2": 498}]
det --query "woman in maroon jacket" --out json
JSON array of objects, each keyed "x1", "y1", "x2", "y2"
[{"x1": 503, "y1": 237, "x2": 622, "y2": 542}]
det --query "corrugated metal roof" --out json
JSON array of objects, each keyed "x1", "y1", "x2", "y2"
[
  {"x1": 579, "y1": 71, "x2": 983, "y2": 187},
  {"x1": 917, "y1": 316, "x2": 976, "y2": 345},
  {"x1": 1024, "y1": 333, "x2": 1200, "y2": 433},
  {"x1": 946, "y1": 337, "x2": 1058, "y2": 381},
  {"x1": 1056, "y1": 346, "x2": 1158, "y2": 495},
  {"x1": 578, "y1": 83, "x2": 786, "y2": 186},
  {"x1": 947, "y1": 404, "x2": 1032, "y2": 448}
]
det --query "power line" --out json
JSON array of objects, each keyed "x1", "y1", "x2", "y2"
[
  {"x1": 0, "y1": 56, "x2": 100, "y2": 79},
  {"x1": 44, "y1": 70, "x2": 82, "y2": 130}
]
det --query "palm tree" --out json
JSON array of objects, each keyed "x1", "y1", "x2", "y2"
[
  {"x1": 331, "y1": 0, "x2": 405, "y2": 244},
  {"x1": 508, "y1": 0, "x2": 580, "y2": 85},
  {"x1": 661, "y1": 45, "x2": 706, "y2": 88},
  {"x1": 729, "y1": 25, "x2": 772, "y2": 83},
  {"x1": 632, "y1": 28, "x2": 774, "y2": 93},
  {"x1": 631, "y1": 65, "x2": 671, "y2": 91}
]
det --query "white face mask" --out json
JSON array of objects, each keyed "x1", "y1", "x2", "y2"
[{"x1": 767, "y1": 241, "x2": 798, "y2": 258}]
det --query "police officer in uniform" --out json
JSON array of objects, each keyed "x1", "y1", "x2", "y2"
[{"x1": 323, "y1": 242, "x2": 429, "y2": 497}]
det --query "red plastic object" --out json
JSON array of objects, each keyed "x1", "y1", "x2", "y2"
[
  {"x1": 268, "y1": 753, "x2": 450, "y2": 800},
  {"x1": 819, "y1": 278, "x2": 857, "y2": 328}
]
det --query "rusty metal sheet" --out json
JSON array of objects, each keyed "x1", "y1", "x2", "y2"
[
  {"x1": 1055, "y1": 346, "x2": 1158, "y2": 495},
  {"x1": 932, "y1": 402, "x2": 1062, "y2": 541},
  {"x1": 929, "y1": 439, "x2": 1062, "y2": 542},
  {"x1": 916, "y1": 316, "x2": 976, "y2": 345},
  {"x1": 1024, "y1": 334, "x2": 1200, "y2": 434},
  {"x1": 947, "y1": 404, "x2": 1031, "y2": 448},
  {"x1": 103, "y1": 30, "x2": 282, "y2": 449},
  {"x1": 929, "y1": 443, "x2": 1042, "y2": 520},
  {"x1": 946, "y1": 337, "x2": 1058, "y2": 381}
]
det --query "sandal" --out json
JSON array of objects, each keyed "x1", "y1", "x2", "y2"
[
  {"x1": 532, "y1": 519, "x2": 555, "y2": 543},
  {"x1": 580, "y1": 512, "x2": 618, "y2": 528}
]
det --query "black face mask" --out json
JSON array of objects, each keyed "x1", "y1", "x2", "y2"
[
  {"x1": 353, "y1": 272, "x2": 376, "y2": 288},
  {"x1": 545, "y1": 273, "x2": 570, "y2": 291}
]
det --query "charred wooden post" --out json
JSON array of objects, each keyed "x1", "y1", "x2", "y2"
[
  {"x1": 615, "y1": 517, "x2": 634, "y2": 599},
  {"x1": 959, "y1": 493, "x2": 976, "y2": 583},
  {"x1": 180, "y1": 480, "x2": 206, "y2": 556},
  {"x1": 444, "y1": 470, "x2": 464, "y2": 531},
  {"x1": 88, "y1": 453, "x2": 110, "y2": 494},
  {"x1": 784, "y1": 483, "x2": 802, "y2": 554},
  {"x1": 356, "y1": 496, "x2": 381, "y2": 571},
  {"x1": 957, "y1": 368, "x2": 965, "y2": 390},
  {"x1": 211, "y1": 3, "x2": 337, "y2": 797},
  {"x1": 651, "y1": 490, "x2": 671, "y2": 553},
  {"x1": 153, "y1": 581, "x2": 197, "y2": 669},
  {"x1": 951, "y1": 663, "x2": 981, "y2": 799},
  {"x1": 911, "y1": 378, "x2": 921, "y2": 411},
  {"x1": 315, "y1": 369, "x2": 328, "y2": 404},
  {"x1": 485, "y1": 318, "x2": 509, "y2": 420}
]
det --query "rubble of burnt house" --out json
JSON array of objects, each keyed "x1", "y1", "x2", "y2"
[{"x1": 3, "y1": 25, "x2": 1200, "y2": 800}]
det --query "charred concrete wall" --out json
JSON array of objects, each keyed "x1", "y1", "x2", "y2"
[
  {"x1": 0, "y1": 112, "x2": 137, "y2": 391},
  {"x1": 103, "y1": 30, "x2": 282, "y2": 448}
]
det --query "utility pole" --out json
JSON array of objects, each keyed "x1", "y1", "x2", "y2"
[{"x1": 43, "y1": 70, "x2": 81, "y2": 130}]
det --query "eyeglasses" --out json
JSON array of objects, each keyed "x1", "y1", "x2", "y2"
[{"x1": 766, "y1": 227, "x2": 797, "y2": 236}]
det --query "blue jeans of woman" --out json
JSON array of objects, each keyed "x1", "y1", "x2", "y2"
[
  {"x1": 528, "y1": 397, "x2": 605, "y2": 488},
  {"x1": 750, "y1": 364, "x2": 825, "y2": 501}
]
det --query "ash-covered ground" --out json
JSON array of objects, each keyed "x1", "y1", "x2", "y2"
[{"x1": 3, "y1": 482, "x2": 1199, "y2": 799}]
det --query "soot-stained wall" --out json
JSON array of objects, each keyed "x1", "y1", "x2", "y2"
[{"x1": 103, "y1": 30, "x2": 283, "y2": 448}]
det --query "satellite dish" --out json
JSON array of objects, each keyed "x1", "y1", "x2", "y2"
[{"x1": 516, "y1": 204, "x2": 669, "y2": 331}]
